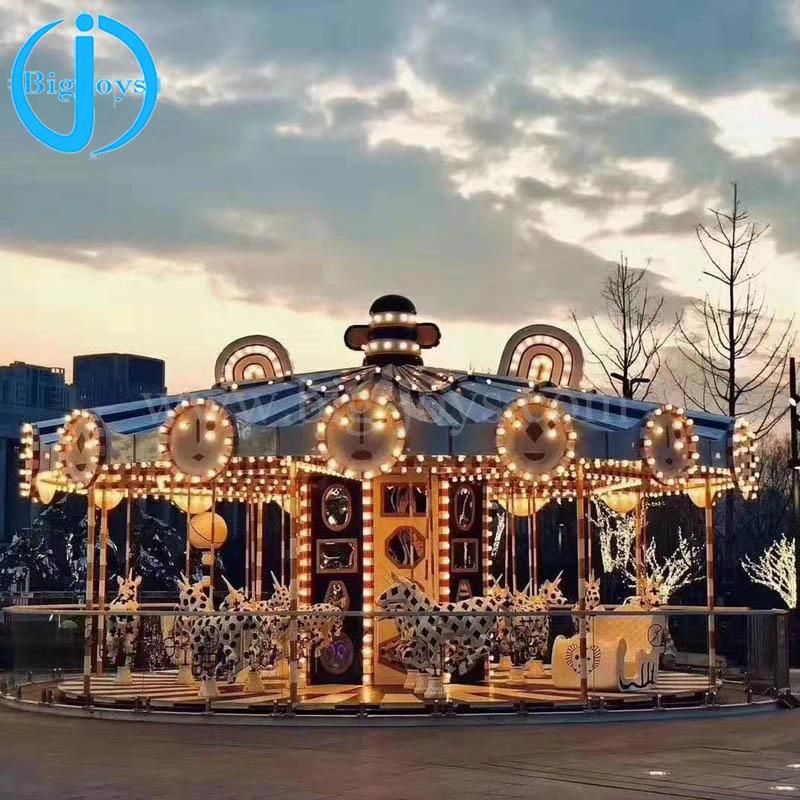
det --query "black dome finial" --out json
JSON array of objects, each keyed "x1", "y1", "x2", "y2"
[{"x1": 344, "y1": 296, "x2": 441, "y2": 366}]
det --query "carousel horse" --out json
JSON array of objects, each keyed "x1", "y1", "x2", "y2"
[{"x1": 106, "y1": 571, "x2": 142, "y2": 674}]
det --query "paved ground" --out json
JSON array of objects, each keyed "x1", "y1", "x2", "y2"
[{"x1": 2, "y1": 707, "x2": 800, "y2": 799}]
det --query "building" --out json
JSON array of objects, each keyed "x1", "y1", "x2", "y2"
[
  {"x1": 0, "y1": 362, "x2": 71, "y2": 541},
  {"x1": 73, "y1": 353, "x2": 166, "y2": 408}
]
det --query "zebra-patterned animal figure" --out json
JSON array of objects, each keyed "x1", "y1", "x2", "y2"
[
  {"x1": 106, "y1": 571, "x2": 142, "y2": 672},
  {"x1": 493, "y1": 574, "x2": 570, "y2": 664},
  {"x1": 377, "y1": 578, "x2": 505, "y2": 676},
  {"x1": 572, "y1": 572, "x2": 604, "y2": 632},
  {"x1": 247, "y1": 575, "x2": 344, "y2": 666}
]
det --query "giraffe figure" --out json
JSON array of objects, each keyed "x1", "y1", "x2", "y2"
[
  {"x1": 572, "y1": 571, "x2": 604, "y2": 632},
  {"x1": 106, "y1": 571, "x2": 142, "y2": 682}
]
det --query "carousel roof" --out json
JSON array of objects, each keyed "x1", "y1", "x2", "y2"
[
  {"x1": 22, "y1": 295, "x2": 754, "y2": 502},
  {"x1": 29, "y1": 362, "x2": 734, "y2": 469}
]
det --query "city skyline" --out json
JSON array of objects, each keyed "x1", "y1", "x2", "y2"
[{"x1": 1, "y1": 1, "x2": 798, "y2": 394}]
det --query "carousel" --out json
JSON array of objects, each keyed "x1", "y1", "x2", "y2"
[{"x1": 10, "y1": 294, "x2": 763, "y2": 717}]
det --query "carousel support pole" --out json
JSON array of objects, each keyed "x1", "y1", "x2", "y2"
[
  {"x1": 531, "y1": 491, "x2": 539, "y2": 594},
  {"x1": 635, "y1": 486, "x2": 644, "y2": 593},
  {"x1": 255, "y1": 499, "x2": 264, "y2": 601},
  {"x1": 209, "y1": 489, "x2": 218, "y2": 597},
  {"x1": 526, "y1": 493, "x2": 534, "y2": 595},
  {"x1": 288, "y1": 464, "x2": 300, "y2": 707},
  {"x1": 511, "y1": 490, "x2": 518, "y2": 593},
  {"x1": 576, "y1": 464, "x2": 589, "y2": 705},
  {"x1": 83, "y1": 489, "x2": 97, "y2": 701},
  {"x1": 184, "y1": 485, "x2": 192, "y2": 577},
  {"x1": 506, "y1": 484, "x2": 514, "y2": 591},
  {"x1": 96, "y1": 504, "x2": 110, "y2": 675},
  {"x1": 280, "y1": 489, "x2": 287, "y2": 587},
  {"x1": 124, "y1": 490, "x2": 134, "y2": 572},
  {"x1": 245, "y1": 501, "x2": 251, "y2": 596},
  {"x1": 705, "y1": 475, "x2": 717, "y2": 692}
]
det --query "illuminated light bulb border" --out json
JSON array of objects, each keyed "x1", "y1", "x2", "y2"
[
  {"x1": 18, "y1": 422, "x2": 40, "y2": 499},
  {"x1": 639, "y1": 404, "x2": 699, "y2": 487},
  {"x1": 495, "y1": 393, "x2": 577, "y2": 482},
  {"x1": 315, "y1": 389, "x2": 406, "y2": 480},
  {"x1": 158, "y1": 398, "x2": 237, "y2": 481},
  {"x1": 54, "y1": 409, "x2": 107, "y2": 488},
  {"x1": 731, "y1": 418, "x2": 760, "y2": 500}
]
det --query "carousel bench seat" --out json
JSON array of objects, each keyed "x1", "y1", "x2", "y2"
[{"x1": 551, "y1": 610, "x2": 668, "y2": 691}]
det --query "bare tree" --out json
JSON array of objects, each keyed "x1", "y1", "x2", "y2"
[
  {"x1": 672, "y1": 183, "x2": 795, "y2": 437},
  {"x1": 572, "y1": 255, "x2": 678, "y2": 399}
]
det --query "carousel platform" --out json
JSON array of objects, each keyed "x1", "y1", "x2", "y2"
[{"x1": 53, "y1": 667, "x2": 713, "y2": 713}]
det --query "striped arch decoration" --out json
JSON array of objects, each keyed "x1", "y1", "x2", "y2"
[
  {"x1": 214, "y1": 335, "x2": 293, "y2": 386},
  {"x1": 498, "y1": 325, "x2": 584, "y2": 388}
]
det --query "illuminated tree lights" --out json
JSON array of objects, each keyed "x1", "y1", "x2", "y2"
[
  {"x1": 742, "y1": 534, "x2": 796, "y2": 608},
  {"x1": 590, "y1": 499, "x2": 637, "y2": 575},
  {"x1": 623, "y1": 529, "x2": 704, "y2": 604}
]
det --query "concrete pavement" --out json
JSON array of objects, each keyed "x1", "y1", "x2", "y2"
[{"x1": 2, "y1": 706, "x2": 800, "y2": 799}]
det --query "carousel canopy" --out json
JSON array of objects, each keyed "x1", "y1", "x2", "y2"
[{"x1": 20, "y1": 295, "x2": 756, "y2": 501}]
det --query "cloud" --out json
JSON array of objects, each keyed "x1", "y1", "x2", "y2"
[{"x1": 0, "y1": 0, "x2": 798, "y2": 342}]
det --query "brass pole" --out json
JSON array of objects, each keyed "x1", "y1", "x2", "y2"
[
  {"x1": 705, "y1": 475, "x2": 717, "y2": 692},
  {"x1": 82, "y1": 490, "x2": 97, "y2": 701},
  {"x1": 576, "y1": 464, "x2": 589, "y2": 704},
  {"x1": 96, "y1": 504, "x2": 109, "y2": 674},
  {"x1": 288, "y1": 463, "x2": 299, "y2": 707}
]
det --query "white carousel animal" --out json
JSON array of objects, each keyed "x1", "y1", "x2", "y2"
[{"x1": 551, "y1": 577, "x2": 668, "y2": 692}]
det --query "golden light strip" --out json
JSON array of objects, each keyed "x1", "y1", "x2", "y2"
[
  {"x1": 362, "y1": 479, "x2": 374, "y2": 686},
  {"x1": 438, "y1": 478, "x2": 450, "y2": 603},
  {"x1": 298, "y1": 480, "x2": 312, "y2": 605}
]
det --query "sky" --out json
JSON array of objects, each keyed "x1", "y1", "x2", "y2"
[{"x1": 0, "y1": 0, "x2": 799, "y2": 393}]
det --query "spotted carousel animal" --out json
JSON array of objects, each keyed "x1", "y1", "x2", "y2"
[
  {"x1": 572, "y1": 572, "x2": 604, "y2": 632},
  {"x1": 106, "y1": 571, "x2": 142, "y2": 675},
  {"x1": 622, "y1": 577, "x2": 664, "y2": 609},
  {"x1": 246, "y1": 574, "x2": 345, "y2": 668},
  {"x1": 490, "y1": 574, "x2": 570, "y2": 665},
  {"x1": 377, "y1": 578, "x2": 506, "y2": 676},
  {"x1": 173, "y1": 573, "x2": 255, "y2": 681}
]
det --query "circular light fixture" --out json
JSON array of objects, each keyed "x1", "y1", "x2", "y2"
[
  {"x1": 495, "y1": 394, "x2": 576, "y2": 481},
  {"x1": 640, "y1": 404, "x2": 698, "y2": 485},
  {"x1": 316, "y1": 391, "x2": 405, "y2": 480},
  {"x1": 160, "y1": 399, "x2": 236, "y2": 480},
  {"x1": 731, "y1": 418, "x2": 759, "y2": 500},
  {"x1": 56, "y1": 410, "x2": 106, "y2": 487},
  {"x1": 189, "y1": 511, "x2": 229, "y2": 550}
]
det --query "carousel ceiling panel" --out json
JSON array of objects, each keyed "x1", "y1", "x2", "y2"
[
  {"x1": 277, "y1": 422, "x2": 317, "y2": 456},
  {"x1": 450, "y1": 423, "x2": 496, "y2": 457},
  {"x1": 132, "y1": 430, "x2": 161, "y2": 463},
  {"x1": 237, "y1": 422, "x2": 278, "y2": 457},
  {"x1": 404, "y1": 417, "x2": 450, "y2": 455},
  {"x1": 108, "y1": 430, "x2": 135, "y2": 464}
]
